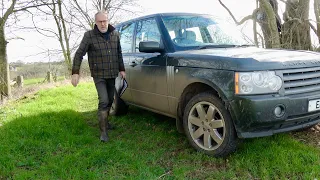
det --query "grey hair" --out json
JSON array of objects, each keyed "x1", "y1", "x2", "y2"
[{"x1": 94, "y1": 11, "x2": 108, "y2": 21}]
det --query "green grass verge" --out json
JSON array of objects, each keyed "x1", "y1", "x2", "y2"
[
  {"x1": 0, "y1": 82, "x2": 319, "y2": 179},
  {"x1": 23, "y1": 77, "x2": 44, "y2": 85},
  {"x1": 23, "y1": 76, "x2": 65, "y2": 86}
]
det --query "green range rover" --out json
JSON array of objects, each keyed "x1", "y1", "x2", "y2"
[{"x1": 110, "y1": 13, "x2": 320, "y2": 157}]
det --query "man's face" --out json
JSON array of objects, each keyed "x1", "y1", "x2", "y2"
[{"x1": 95, "y1": 13, "x2": 108, "y2": 33}]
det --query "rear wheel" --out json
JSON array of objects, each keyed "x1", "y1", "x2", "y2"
[
  {"x1": 109, "y1": 90, "x2": 128, "y2": 116},
  {"x1": 183, "y1": 92, "x2": 238, "y2": 157}
]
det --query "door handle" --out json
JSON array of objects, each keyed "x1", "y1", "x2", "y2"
[{"x1": 129, "y1": 61, "x2": 137, "y2": 67}]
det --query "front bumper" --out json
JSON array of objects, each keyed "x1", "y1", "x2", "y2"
[{"x1": 229, "y1": 91, "x2": 320, "y2": 138}]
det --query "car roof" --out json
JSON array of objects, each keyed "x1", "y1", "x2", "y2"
[{"x1": 114, "y1": 12, "x2": 213, "y2": 27}]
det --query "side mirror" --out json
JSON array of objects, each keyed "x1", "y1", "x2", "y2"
[{"x1": 139, "y1": 41, "x2": 164, "y2": 53}]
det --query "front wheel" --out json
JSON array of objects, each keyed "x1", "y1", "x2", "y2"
[{"x1": 183, "y1": 92, "x2": 238, "y2": 157}]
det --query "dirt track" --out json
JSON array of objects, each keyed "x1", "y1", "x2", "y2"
[{"x1": 291, "y1": 124, "x2": 320, "y2": 148}]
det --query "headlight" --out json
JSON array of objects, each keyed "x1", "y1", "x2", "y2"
[{"x1": 235, "y1": 71, "x2": 282, "y2": 94}]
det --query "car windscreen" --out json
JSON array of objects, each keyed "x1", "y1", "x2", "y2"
[{"x1": 161, "y1": 15, "x2": 252, "y2": 49}]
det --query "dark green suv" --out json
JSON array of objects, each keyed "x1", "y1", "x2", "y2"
[{"x1": 111, "y1": 13, "x2": 320, "y2": 157}]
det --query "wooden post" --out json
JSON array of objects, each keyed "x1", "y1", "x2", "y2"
[
  {"x1": 17, "y1": 75, "x2": 23, "y2": 87},
  {"x1": 47, "y1": 72, "x2": 52, "y2": 83}
]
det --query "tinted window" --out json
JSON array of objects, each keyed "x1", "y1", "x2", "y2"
[
  {"x1": 120, "y1": 23, "x2": 135, "y2": 53},
  {"x1": 135, "y1": 18, "x2": 161, "y2": 52}
]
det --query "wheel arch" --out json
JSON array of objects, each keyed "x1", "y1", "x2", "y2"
[{"x1": 175, "y1": 79, "x2": 231, "y2": 133}]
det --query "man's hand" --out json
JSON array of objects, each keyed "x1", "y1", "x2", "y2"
[
  {"x1": 71, "y1": 74, "x2": 80, "y2": 87},
  {"x1": 120, "y1": 71, "x2": 126, "y2": 79}
]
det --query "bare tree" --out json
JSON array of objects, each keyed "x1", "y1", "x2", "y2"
[
  {"x1": 218, "y1": 0, "x2": 280, "y2": 48},
  {"x1": 282, "y1": 0, "x2": 311, "y2": 50},
  {"x1": 28, "y1": 0, "x2": 140, "y2": 77},
  {"x1": 56, "y1": 0, "x2": 72, "y2": 72},
  {"x1": 218, "y1": 0, "x2": 261, "y2": 46},
  {"x1": 0, "y1": 0, "x2": 50, "y2": 100},
  {"x1": 218, "y1": 0, "x2": 313, "y2": 50},
  {"x1": 41, "y1": 0, "x2": 72, "y2": 72},
  {"x1": 72, "y1": 0, "x2": 140, "y2": 29},
  {"x1": 69, "y1": 0, "x2": 95, "y2": 30}
]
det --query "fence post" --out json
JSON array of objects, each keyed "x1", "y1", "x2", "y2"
[
  {"x1": 47, "y1": 72, "x2": 52, "y2": 83},
  {"x1": 17, "y1": 75, "x2": 23, "y2": 87}
]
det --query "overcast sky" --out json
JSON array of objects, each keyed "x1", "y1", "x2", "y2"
[{"x1": 5, "y1": 0, "x2": 289, "y2": 63}]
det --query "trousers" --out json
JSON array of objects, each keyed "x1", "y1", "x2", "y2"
[{"x1": 93, "y1": 78, "x2": 115, "y2": 111}]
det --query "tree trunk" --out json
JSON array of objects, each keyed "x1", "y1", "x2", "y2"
[
  {"x1": 52, "y1": 0, "x2": 72, "y2": 74},
  {"x1": 282, "y1": 0, "x2": 311, "y2": 50},
  {"x1": 258, "y1": 0, "x2": 281, "y2": 48},
  {"x1": 58, "y1": 0, "x2": 72, "y2": 73},
  {"x1": 0, "y1": 22, "x2": 11, "y2": 99},
  {"x1": 314, "y1": 0, "x2": 320, "y2": 44}
]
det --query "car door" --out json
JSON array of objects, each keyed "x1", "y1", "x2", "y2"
[
  {"x1": 129, "y1": 18, "x2": 170, "y2": 114},
  {"x1": 118, "y1": 22, "x2": 136, "y2": 103}
]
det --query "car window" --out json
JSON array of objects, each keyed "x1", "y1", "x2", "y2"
[
  {"x1": 135, "y1": 18, "x2": 161, "y2": 52},
  {"x1": 119, "y1": 23, "x2": 135, "y2": 53},
  {"x1": 162, "y1": 15, "x2": 250, "y2": 47},
  {"x1": 115, "y1": 26, "x2": 121, "y2": 32}
]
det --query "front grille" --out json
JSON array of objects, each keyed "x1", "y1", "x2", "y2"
[{"x1": 282, "y1": 67, "x2": 320, "y2": 95}]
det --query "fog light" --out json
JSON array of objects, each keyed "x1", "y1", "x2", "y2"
[{"x1": 274, "y1": 105, "x2": 285, "y2": 117}]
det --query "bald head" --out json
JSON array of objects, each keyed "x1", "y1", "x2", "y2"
[
  {"x1": 95, "y1": 11, "x2": 109, "y2": 33},
  {"x1": 95, "y1": 11, "x2": 108, "y2": 21}
]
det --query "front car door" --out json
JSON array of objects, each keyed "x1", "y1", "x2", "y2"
[
  {"x1": 129, "y1": 17, "x2": 171, "y2": 115},
  {"x1": 118, "y1": 22, "x2": 136, "y2": 102}
]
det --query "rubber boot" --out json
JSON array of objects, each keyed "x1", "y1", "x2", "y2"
[
  {"x1": 106, "y1": 108, "x2": 114, "y2": 130},
  {"x1": 98, "y1": 110, "x2": 109, "y2": 142}
]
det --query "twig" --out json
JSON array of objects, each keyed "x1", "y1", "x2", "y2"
[{"x1": 158, "y1": 170, "x2": 171, "y2": 179}]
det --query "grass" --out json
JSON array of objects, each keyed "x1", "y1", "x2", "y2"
[
  {"x1": 0, "y1": 82, "x2": 320, "y2": 179},
  {"x1": 23, "y1": 76, "x2": 65, "y2": 86}
]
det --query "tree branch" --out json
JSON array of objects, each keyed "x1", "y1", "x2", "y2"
[
  {"x1": 218, "y1": 0, "x2": 259, "y2": 25},
  {"x1": 309, "y1": 22, "x2": 318, "y2": 35},
  {"x1": 63, "y1": 3, "x2": 90, "y2": 31},
  {"x1": 13, "y1": 3, "x2": 55, "y2": 13},
  {"x1": 72, "y1": 0, "x2": 93, "y2": 28},
  {"x1": 29, "y1": 10, "x2": 58, "y2": 38},
  {"x1": 1, "y1": 0, "x2": 5, "y2": 17},
  {"x1": 257, "y1": 32, "x2": 265, "y2": 48},
  {"x1": 2, "y1": 0, "x2": 16, "y2": 25},
  {"x1": 105, "y1": 0, "x2": 112, "y2": 10}
]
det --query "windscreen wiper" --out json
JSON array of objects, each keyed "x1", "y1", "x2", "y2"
[
  {"x1": 198, "y1": 44, "x2": 255, "y2": 49},
  {"x1": 235, "y1": 44, "x2": 255, "y2": 48},
  {"x1": 198, "y1": 44, "x2": 237, "y2": 49}
]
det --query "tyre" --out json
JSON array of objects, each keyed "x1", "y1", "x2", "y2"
[
  {"x1": 183, "y1": 92, "x2": 238, "y2": 157},
  {"x1": 109, "y1": 90, "x2": 128, "y2": 116}
]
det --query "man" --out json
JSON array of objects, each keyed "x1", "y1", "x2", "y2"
[{"x1": 71, "y1": 11, "x2": 126, "y2": 142}]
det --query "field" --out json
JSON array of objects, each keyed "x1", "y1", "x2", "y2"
[{"x1": 0, "y1": 82, "x2": 319, "y2": 179}]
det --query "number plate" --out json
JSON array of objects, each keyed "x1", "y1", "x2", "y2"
[{"x1": 308, "y1": 99, "x2": 320, "y2": 112}]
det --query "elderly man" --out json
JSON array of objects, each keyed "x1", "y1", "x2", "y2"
[{"x1": 71, "y1": 11, "x2": 126, "y2": 142}]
